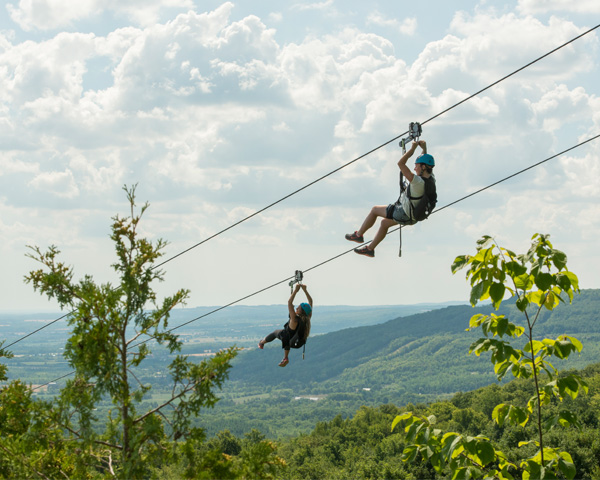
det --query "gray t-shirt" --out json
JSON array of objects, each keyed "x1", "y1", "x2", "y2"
[{"x1": 402, "y1": 174, "x2": 435, "y2": 220}]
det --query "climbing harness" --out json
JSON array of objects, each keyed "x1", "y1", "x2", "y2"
[{"x1": 397, "y1": 122, "x2": 422, "y2": 256}]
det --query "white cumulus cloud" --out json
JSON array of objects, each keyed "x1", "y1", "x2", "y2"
[{"x1": 367, "y1": 11, "x2": 417, "y2": 36}]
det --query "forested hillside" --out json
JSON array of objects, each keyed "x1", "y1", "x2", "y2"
[
  {"x1": 269, "y1": 362, "x2": 600, "y2": 479},
  {"x1": 198, "y1": 289, "x2": 600, "y2": 438},
  {"x1": 228, "y1": 289, "x2": 600, "y2": 392},
  {"x1": 3, "y1": 218, "x2": 599, "y2": 477}
]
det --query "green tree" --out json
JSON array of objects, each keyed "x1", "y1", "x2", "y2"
[
  {"x1": 0, "y1": 341, "x2": 11, "y2": 382},
  {"x1": 393, "y1": 233, "x2": 585, "y2": 479},
  {"x1": 0, "y1": 379, "x2": 78, "y2": 478},
  {"x1": 24, "y1": 185, "x2": 238, "y2": 478}
]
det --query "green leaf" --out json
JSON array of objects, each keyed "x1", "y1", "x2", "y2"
[
  {"x1": 430, "y1": 451, "x2": 445, "y2": 473},
  {"x1": 550, "y1": 249, "x2": 568, "y2": 270},
  {"x1": 401, "y1": 444, "x2": 418, "y2": 463},
  {"x1": 441, "y1": 433, "x2": 462, "y2": 460},
  {"x1": 470, "y1": 282, "x2": 485, "y2": 306},
  {"x1": 514, "y1": 273, "x2": 534, "y2": 291},
  {"x1": 392, "y1": 412, "x2": 413, "y2": 432},
  {"x1": 530, "y1": 290, "x2": 545, "y2": 305},
  {"x1": 553, "y1": 338, "x2": 575, "y2": 359},
  {"x1": 468, "y1": 314, "x2": 487, "y2": 331},
  {"x1": 544, "y1": 291, "x2": 560, "y2": 310},
  {"x1": 564, "y1": 271, "x2": 579, "y2": 291},
  {"x1": 505, "y1": 260, "x2": 526, "y2": 277},
  {"x1": 534, "y1": 272, "x2": 553, "y2": 291},
  {"x1": 492, "y1": 403, "x2": 528, "y2": 427},
  {"x1": 555, "y1": 273, "x2": 572, "y2": 292},
  {"x1": 523, "y1": 339, "x2": 544, "y2": 355},
  {"x1": 476, "y1": 441, "x2": 496, "y2": 466},
  {"x1": 495, "y1": 315, "x2": 509, "y2": 337},
  {"x1": 557, "y1": 410, "x2": 580, "y2": 429},
  {"x1": 492, "y1": 404, "x2": 509, "y2": 426},
  {"x1": 476, "y1": 235, "x2": 493, "y2": 248},
  {"x1": 489, "y1": 282, "x2": 505, "y2": 309},
  {"x1": 542, "y1": 411, "x2": 581, "y2": 431},
  {"x1": 518, "y1": 440, "x2": 537, "y2": 448},
  {"x1": 558, "y1": 451, "x2": 576, "y2": 479},
  {"x1": 452, "y1": 467, "x2": 469, "y2": 480},
  {"x1": 515, "y1": 295, "x2": 529, "y2": 312},
  {"x1": 565, "y1": 335, "x2": 583, "y2": 352},
  {"x1": 521, "y1": 460, "x2": 543, "y2": 480},
  {"x1": 452, "y1": 255, "x2": 471, "y2": 274},
  {"x1": 556, "y1": 375, "x2": 587, "y2": 399},
  {"x1": 468, "y1": 338, "x2": 490, "y2": 356},
  {"x1": 480, "y1": 280, "x2": 492, "y2": 301}
]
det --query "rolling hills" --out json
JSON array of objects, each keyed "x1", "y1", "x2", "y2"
[{"x1": 204, "y1": 289, "x2": 600, "y2": 437}]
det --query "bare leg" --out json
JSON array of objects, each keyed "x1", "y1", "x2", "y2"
[
  {"x1": 356, "y1": 206, "x2": 398, "y2": 251},
  {"x1": 279, "y1": 349, "x2": 290, "y2": 367},
  {"x1": 357, "y1": 206, "x2": 388, "y2": 237},
  {"x1": 369, "y1": 218, "x2": 398, "y2": 250}
]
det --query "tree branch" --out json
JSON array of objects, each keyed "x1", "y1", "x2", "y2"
[{"x1": 133, "y1": 380, "x2": 197, "y2": 425}]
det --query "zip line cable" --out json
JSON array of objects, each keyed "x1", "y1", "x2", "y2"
[
  {"x1": 7, "y1": 23, "x2": 600, "y2": 351},
  {"x1": 152, "y1": 133, "x2": 600, "y2": 336},
  {"x1": 419, "y1": 23, "x2": 600, "y2": 128},
  {"x1": 30, "y1": 133, "x2": 600, "y2": 391},
  {"x1": 385, "y1": 133, "x2": 600, "y2": 238},
  {"x1": 3, "y1": 312, "x2": 71, "y2": 349},
  {"x1": 152, "y1": 22, "x2": 600, "y2": 271}
]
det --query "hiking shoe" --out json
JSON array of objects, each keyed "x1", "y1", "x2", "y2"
[
  {"x1": 345, "y1": 231, "x2": 364, "y2": 243},
  {"x1": 354, "y1": 246, "x2": 374, "y2": 258}
]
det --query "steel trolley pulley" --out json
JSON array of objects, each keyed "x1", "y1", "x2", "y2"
[{"x1": 288, "y1": 270, "x2": 303, "y2": 293}]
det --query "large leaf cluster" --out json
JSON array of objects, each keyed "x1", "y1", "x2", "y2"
[{"x1": 394, "y1": 233, "x2": 585, "y2": 479}]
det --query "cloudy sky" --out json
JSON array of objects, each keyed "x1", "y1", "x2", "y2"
[{"x1": 1, "y1": 0, "x2": 599, "y2": 318}]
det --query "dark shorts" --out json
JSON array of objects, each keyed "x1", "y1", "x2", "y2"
[
  {"x1": 387, "y1": 203, "x2": 415, "y2": 225},
  {"x1": 385, "y1": 204, "x2": 396, "y2": 219},
  {"x1": 277, "y1": 325, "x2": 297, "y2": 349}
]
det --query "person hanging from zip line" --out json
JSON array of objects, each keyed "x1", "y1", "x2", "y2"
[
  {"x1": 345, "y1": 139, "x2": 436, "y2": 257},
  {"x1": 258, "y1": 283, "x2": 313, "y2": 367}
]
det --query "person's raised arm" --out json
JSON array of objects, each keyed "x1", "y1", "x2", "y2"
[
  {"x1": 398, "y1": 141, "x2": 418, "y2": 182},
  {"x1": 300, "y1": 284, "x2": 313, "y2": 309},
  {"x1": 398, "y1": 140, "x2": 427, "y2": 181},
  {"x1": 288, "y1": 284, "x2": 301, "y2": 320}
]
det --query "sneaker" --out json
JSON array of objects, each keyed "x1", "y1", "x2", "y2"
[
  {"x1": 278, "y1": 358, "x2": 289, "y2": 367},
  {"x1": 354, "y1": 246, "x2": 374, "y2": 258},
  {"x1": 258, "y1": 341, "x2": 264, "y2": 349},
  {"x1": 345, "y1": 231, "x2": 364, "y2": 243}
]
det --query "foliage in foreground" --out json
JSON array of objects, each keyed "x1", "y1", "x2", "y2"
[
  {"x1": 275, "y1": 363, "x2": 600, "y2": 479},
  {"x1": 393, "y1": 234, "x2": 585, "y2": 479},
  {"x1": 0, "y1": 185, "x2": 283, "y2": 479}
]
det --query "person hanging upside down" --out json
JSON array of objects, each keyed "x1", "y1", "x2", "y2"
[
  {"x1": 258, "y1": 283, "x2": 313, "y2": 367},
  {"x1": 345, "y1": 140, "x2": 436, "y2": 257}
]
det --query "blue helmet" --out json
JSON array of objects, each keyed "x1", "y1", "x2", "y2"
[
  {"x1": 300, "y1": 303, "x2": 312, "y2": 316},
  {"x1": 415, "y1": 153, "x2": 435, "y2": 167}
]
